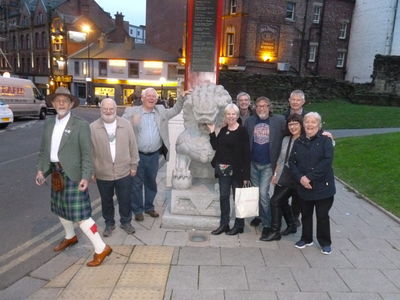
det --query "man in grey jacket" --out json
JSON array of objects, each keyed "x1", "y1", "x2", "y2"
[
  {"x1": 123, "y1": 88, "x2": 185, "y2": 221},
  {"x1": 91, "y1": 98, "x2": 139, "y2": 237},
  {"x1": 244, "y1": 96, "x2": 286, "y2": 240}
]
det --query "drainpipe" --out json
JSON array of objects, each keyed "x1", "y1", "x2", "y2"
[
  {"x1": 315, "y1": 0, "x2": 325, "y2": 75},
  {"x1": 298, "y1": 0, "x2": 310, "y2": 75},
  {"x1": 387, "y1": 0, "x2": 399, "y2": 54}
]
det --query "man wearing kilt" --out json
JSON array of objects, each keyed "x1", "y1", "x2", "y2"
[{"x1": 35, "y1": 87, "x2": 112, "y2": 267}]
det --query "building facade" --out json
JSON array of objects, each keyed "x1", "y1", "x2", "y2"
[
  {"x1": 68, "y1": 13, "x2": 179, "y2": 105},
  {"x1": 128, "y1": 24, "x2": 146, "y2": 44},
  {"x1": 346, "y1": 0, "x2": 400, "y2": 83},
  {"x1": 146, "y1": 0, "x2": 355, "y2": 80}
]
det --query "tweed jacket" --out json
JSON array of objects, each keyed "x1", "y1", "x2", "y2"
[
  {"x1": 90, "y1": 116, "x2": 139, "y2": 181},
  {"x1": 244, "y1": 114, "x2": 286, "y2": 170},
  {"x1": 122, "y1": 95, "x2": 184, "y2": 161},
  {"x1": 37, "y1": 114, "x2": 92, "y2": 181}
]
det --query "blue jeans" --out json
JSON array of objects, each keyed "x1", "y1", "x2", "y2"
[
  {"x1": 96, "y1": 174, "x2": 133, "y2": 226},
  {"x1": 131, "y1": 152, "x2": 159, "y2": 214},
  {"x1": 218, "y1": 175, "x2": 244, "y2": 229},
  {"x1": 250, "y1": 161, "x2": 273, "y2": 228}
]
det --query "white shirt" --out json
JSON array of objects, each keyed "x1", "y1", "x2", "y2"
[
  {"x1": 104, "y1": 120, "x2": 117, "y2": 162},
  {"x1": 50, "y1": 112, "x2": 71, "y2": 162}
]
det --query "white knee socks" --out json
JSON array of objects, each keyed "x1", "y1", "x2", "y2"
[
  {"x1": 79, "y1": 218, "x2": 106, "y2": 254},
  {"x1": 59, "y1": 217, "x2": 75, "y2": 239}
]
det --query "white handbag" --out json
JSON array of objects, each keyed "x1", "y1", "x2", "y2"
[{"x1": 234, "y1": 185, "x2": 259, "y2": 218}]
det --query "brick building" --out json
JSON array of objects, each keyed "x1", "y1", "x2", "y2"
[
  {"x1": 146, "y1": 0, "x2": 355, "y2": 80},
  {"x1": 0, "y1": 0, "x2": 115, "y2": 95}
]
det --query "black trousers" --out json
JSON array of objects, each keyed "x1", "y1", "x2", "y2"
[
  {"x1": 300, "y1": 196, "x2": 334, "y2": 247},
  {"x1": 270, "y1": 185, "x2": 295, "y2": 230},
  {"x1": 219, "y1": 175, "x2": 244, "y2": 229}
]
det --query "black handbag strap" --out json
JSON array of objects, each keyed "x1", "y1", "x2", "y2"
[{"x1": 284, "y1": 136, "x2": 293, "y2": 164}]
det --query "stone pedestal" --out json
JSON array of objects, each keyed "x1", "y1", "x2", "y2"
[
  {"x1": 166, "y1": 113, "x2": 184, "y2": 187},
  {"x1": 162, "y1": 178, "x2": 221, "y2": 230}
]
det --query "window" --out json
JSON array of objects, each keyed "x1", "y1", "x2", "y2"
[
  {"x1": 41, "y1": 32, "x2": 46, "y2": 48},
  {"x1": 229, "y1": 0, "x2": 237, "y2": 14},
  {"x1": 308, "y1": 43, "x2": 318, "y2": 62},
  {"x1": 99, "y1": 61, "x2": 107, "y2": 76},
  {"x1": 128, "y1": 62, "x2": 139, "y2": 77},
  {"x1": 339, "y1": 23, "x2": 348, "y2": 39},
  {"x1": 36, "y1": 57, "x2": 41, "y2": 73},
  {"x1": 336, "y1": 51, "x2": 346, "y2": 68},
  {"x1": 27, "y1": 57, "x2": 31, "y2": 72},
  {"x1": 167, "y1": 64, "x2": 178, "y2": 80},
  {"x1": 12, "y1": 35, "x2": 16, "y2": 50},
  {"x1": 35, "y1": 32, "x2": 39, "y2": 48},
  {"x1": 21, "y1": 58, "x2": 25, "y2": 72},
  {"x1": 42, "y1": 57, "x2": 47, "y2": 72},
  {"x1": 226, "y1": 33, "x2": 235, "y2": 57},
  {"x1": 313, "y1": 4, "x2": 322, "y2": 24},
  {"x1": 26, "y1": 34, "x2": 30, "y2": 49},
  {"x1": 74, "y1": 61, "x2": 80, "y2": 75},
  {"x1": 20, "y1": 34, "x2": 24, "y2": 49},
  {"x1": 286, "y1": 2, "x2": 296, "y2": 20}
]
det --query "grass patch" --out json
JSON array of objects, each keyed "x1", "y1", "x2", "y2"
[
  {"x1": 306, "y1": 100, "x2": 400, "y2": 129},
  {"x1": 334, "y1": 132, "x2": 400, "y2": 217}
]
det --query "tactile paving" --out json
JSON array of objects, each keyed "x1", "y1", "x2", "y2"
[
  {"x1": 68, "y1": 264, "x2": 124, "y2": 288},
  {"x1": 129, "y1": 245, "x2": 174, "y2": 265},
  {"x1": 117, "y1": 263, "x2": 170, "y2": 289},
  {"x1": 58, "y1": 287, "x2": 112, "y2": 300},
  {"x1": 110, "y1": 287, "x2": 163, "y2": 300}
]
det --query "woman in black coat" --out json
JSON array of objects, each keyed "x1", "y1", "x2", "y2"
[
  {"x1": 208, "y1": 103, "x2": 251, "y2": 236},
  {"x1": 289, "y1": 112, "x2": 335, "y2": 255}
]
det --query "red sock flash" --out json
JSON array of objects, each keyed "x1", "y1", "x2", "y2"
[{"x1": 90, "y1": 223, "x2": 98, "y2": 234}]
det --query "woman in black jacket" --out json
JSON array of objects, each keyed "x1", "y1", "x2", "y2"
[
  {"x1": 208, "y1": 103, "x2": 251, "y2": 236},
  {"x1": 289, "y1": 112, "x2": 335, "y2": 255}
]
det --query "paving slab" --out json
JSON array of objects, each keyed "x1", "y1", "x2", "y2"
[
  {"x1": 349, "y1": 237, "x2": 395, "y2": 251},
  {"x1": 260, "y1": 247, "x2": 310, "y2": 268},
  {"x1": 169, "y1": 289, "x2": 224, "y2": 300},
  {"x1": 0, "y1": 276, "x2": 47, "y2": 300},
  {"x1": 27, "y1": 287, "x2": 63, "y2": 300},
  {"x1": 110, "y1": 287, "x2": 164, "y2": 300},
  {"x1": 380, "y1": 269, "x2": 400, "y2": 289},
  {"x1": 130, "y1": 245, "x2": 174, "y2": 265},
  {"x1": 302, "y1": 248, "x2": 353, "y2": 268},
  {"x1": 378, "y1": 293, "x2": 400, "y2": 300},
  {"x1": 245, "y1": 266, "x2": 299, "y2": 291},
  {"x1": 341, "y1": 249, "x2": 396, "y2": 269},
  {"x1": 44, "y1": 264, "x2": 81, "y2": 288},
  {"x1": 166, "y1": 265, "x2": 198, "y2": 290},
  {"x1": 164, "y1": 231, "x2": 188, "y2": 247},
  {"x1": 221, "y1": 247, "x2": 264, "y2": 266},
  {"x1": 336, "y1": 268, "x2": 399, "y2": 293},
  {"x1": 199, "y1": 265, "x2": 248, "y2": 290},
  {"x1": 117, "y1": 264, "x2": 170, "y2": 290},
  {"x1": 380, "y1": 249, "x2": 400, "y2": 268},
  {"x1": 328, "y1": 292, "x2": 383, "y2": 300},
  {"x1": 224, "y1": 289, "x2": 277, "y2": 300},
  {"x1": 291, "y1": 267, "x2": 349, "y2": 292},
  {"x1": 276, "y1": 291, "x2": 331, "y2": 300},
  {"x1": 57, "y1": 286, "x2": 112, "y2": 299},
  {"x1": 67, "y1": 264, "x2": 124, "y2": 288},
  {"x1": 178, "y1": 247, "x2": 220, "y2": 265}
]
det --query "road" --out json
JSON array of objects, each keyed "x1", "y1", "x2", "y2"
[{"x1": 0, "y1": 107, "x2": 125, "y2": 290}]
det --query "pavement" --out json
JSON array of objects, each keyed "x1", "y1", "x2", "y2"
[{"x1": 1, "y1": 130, "x2": 400, "y2": 300}]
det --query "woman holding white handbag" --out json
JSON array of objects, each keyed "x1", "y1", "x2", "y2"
[{"x1": 208, "y1": 104, "x2": 251, "y2": 236}]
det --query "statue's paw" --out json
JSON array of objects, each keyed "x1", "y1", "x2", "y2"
[{"x1": 172, "y1": 175, "x2": 193, "y2": 190}]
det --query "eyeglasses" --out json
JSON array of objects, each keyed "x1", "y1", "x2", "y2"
[
  {"x1": 101, "y1": 108, "x2": 115, "y2": 112},
  {"x1": 256, "y1": 104, "x2": 269, "y2": 109},
  {"x1": 288, "y1": 122, "x2": 300, "y2": 127}
]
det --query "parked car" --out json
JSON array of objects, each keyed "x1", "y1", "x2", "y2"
[
  {"x1": 0, "y1": 100, "x2": 13, "y2": 129},
  {"x1": 0, "y1": 77, "x2": 47, "y2": 120}
]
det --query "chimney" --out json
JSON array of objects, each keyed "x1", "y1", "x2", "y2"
[
  {"x1": 115, "y1": 12, "x2": 124, "y2": 29},
  {"x1": 99, "y1": 33, "x2": 107, "y2": 49},
  {"x1": 124, "y1": 36, "x2": 135, "y2": 50}
]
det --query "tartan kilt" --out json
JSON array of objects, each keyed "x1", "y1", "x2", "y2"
[{"x1": 50, "y1": 173, "x2": 92, "y2": 222}]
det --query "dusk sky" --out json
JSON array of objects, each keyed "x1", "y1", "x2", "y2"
[{"x1": 95, "y1": 0, "x2": 146, "y2": 26}]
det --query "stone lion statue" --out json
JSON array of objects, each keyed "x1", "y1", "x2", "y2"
[{"x1": 172, "y1": 83, "x2": 232, "y2": 190}]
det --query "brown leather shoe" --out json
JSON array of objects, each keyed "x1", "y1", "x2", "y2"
[
  {"x1": 86, "y1": 245, "x2": 112, "y2": 267},
  {"x1": 135, "y1": 213, "x2": 144, "y2": 221},
  {"x1": 145, "y1": 210, "x2": 159, "y2": 218},
  {"x1": 53, "y1": 236, "x2": 78, "y2": 252}
]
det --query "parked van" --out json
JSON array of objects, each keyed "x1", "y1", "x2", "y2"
[{"x1": 0, "y1": 77, "x2": 47, "y2": 120}]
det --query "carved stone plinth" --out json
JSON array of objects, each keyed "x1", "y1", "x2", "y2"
[{"x1": 162, "y1": 178, "x2": 221, "y2": 230}]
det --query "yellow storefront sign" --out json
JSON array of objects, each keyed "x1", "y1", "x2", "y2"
[{"x1": 95, "y1": 87, "x2": 115, "y2": 97}]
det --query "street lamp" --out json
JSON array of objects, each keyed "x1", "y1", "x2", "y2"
[
  {"x1": 160, "y1": 76, "x2": 166, "y2": 99},
  {"x1": 82, "y1": 25, "x2": 91, "y2": 102}
]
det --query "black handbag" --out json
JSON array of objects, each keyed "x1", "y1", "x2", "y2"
[{"x1": 278, "y1": 137, "x2": 295, "y2": 189}]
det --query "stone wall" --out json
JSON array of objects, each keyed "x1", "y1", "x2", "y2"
[
  {"x1": 219, "y1": 70, "x2": 354, "y2": 111},
  {"x1": 372, "y1": 55, "x2": 400, "y2": 95}
]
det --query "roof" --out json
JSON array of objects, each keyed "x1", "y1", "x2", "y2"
[{"x1": 69, "y1": 42, "x2": 178, "y2": 62}]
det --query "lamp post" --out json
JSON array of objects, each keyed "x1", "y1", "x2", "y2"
[
  {"x1": 159, "y1": 76, "x2": 166, "y2": 100},
  {"x1": 82, "y1": 25, "x2": 91, "y2": 103}
]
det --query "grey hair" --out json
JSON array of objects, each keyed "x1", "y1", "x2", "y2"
[
  {"x1": 142, "y1": 87, "x2": 157, "y2": 98},
  {"x1": 224, "y1": 103, "x2": 240, "y2": 118},
  {"x1": 290, "y1": 89, "x2": 305, "y2": 100},
  {"x1": 304, "y1": 112, "x2": 322, "y2": 129},
  {"x1": 100, "y1": 97, "x2": 116, "y2": 108},
  {"x1": 236, "y1": 92, "x2": 250, "y2": 102}
]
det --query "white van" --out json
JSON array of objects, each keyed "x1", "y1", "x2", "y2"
[{"x1": 0, "y1": 77, "x2": 47, "y2": 120}]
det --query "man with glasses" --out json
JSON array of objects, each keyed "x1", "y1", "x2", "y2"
[
  {"x1": 244, "y1": 96, "x2": 286, "y2": 240},
  {"x1": 90, "y1": 98, "x2": 139, "y2": 237}
]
